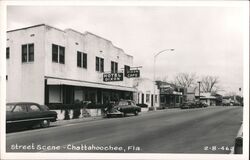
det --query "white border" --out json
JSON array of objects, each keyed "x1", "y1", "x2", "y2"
[{"x1": 0, "y1": 1, "x2": 249, "y2": 160}]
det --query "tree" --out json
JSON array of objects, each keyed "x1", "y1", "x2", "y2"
[
  {"x1": 200, "y1": 76, "x2": 220, "y2": 93},
  {"x1": 172, "y1": 73, "x2": 197, "y2": 88}
]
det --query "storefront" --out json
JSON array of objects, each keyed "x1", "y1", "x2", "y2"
[
  {"x1": 45, "y1": 77, "x2": 135, "y2": 105},
  {"x1": 159, "y1": 83, "x2": 183, "y2": 108}
]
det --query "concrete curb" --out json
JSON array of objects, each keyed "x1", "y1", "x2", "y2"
[{"x1": 52, "y1": 116, "x2": 104, "y2": 126}]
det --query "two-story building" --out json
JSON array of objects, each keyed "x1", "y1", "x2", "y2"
[{"x1": 6, "y1": 24, "x2": 135, "y2": 106}]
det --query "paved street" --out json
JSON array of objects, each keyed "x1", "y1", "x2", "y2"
[{"x1": 6, "y1": 106, "x2": 243, "y2": 154}]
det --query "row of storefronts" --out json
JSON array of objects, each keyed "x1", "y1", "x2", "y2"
[
  {"x1": 6, "y1": 24, "x2": 222, "y2": 109},
  {"x1": 6, "y1": 24, "x2": 160, "y2": 109}
]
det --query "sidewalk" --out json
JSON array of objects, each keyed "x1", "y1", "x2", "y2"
[
  {"x1": 52, "y1": 116, "x2": 104, "y2": 126},
  {"x1": 51, "y1": 108, "x2": 180, "y2": 126}
]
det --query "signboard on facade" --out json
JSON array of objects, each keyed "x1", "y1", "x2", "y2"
[
  {"x1": 125, "y1": 69, "x2": 140, "y2": 78},
  {"x1": 103, "y1": 73, "x2": 123, "y2": 82}
]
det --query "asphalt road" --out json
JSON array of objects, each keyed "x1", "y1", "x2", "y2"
[{"x1": 6, "y1": 106, "x2": 243, "y2": 154}]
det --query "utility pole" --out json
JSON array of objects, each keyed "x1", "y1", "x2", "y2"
[{"x1": 198, "y1": 81, "x2": 201, "y2": 102}]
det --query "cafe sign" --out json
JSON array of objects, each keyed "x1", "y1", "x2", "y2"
[
  {"x1": 125, "y1": 69, "x2": 140, "y2": 78},
  {"x1": 103, "y1": 73, "x2": 123, "y2": 82}
]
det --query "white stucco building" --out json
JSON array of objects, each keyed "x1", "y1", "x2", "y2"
[
  {"x1": 6, "y1": 24, "x2": 136, "y2": 105},
  {"x1": 133, "y1": 78, "x2": 160, "y2": 110}
]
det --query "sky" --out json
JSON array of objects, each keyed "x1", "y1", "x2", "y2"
[{"x1": 7, "y1": 4, "x2": 246, "y2": 95}]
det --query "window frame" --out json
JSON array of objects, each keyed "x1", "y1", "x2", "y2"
[
  {"x1": 6, "y1": 47, "x2": 10, "y2": 59},
  {"x1": 52, "y1": 44, "x2": 65, "y2": 64},
  {"x1": 96, "y1": 56, "x2": 104, "y2": 72},
  {"x1": 22, "y1": 43, "x2": 34, "y2": 63},
  {"x1": 77, "y1": 51, "x2": 87, "y2": 69},
  {"x1": 82, "y1": 52, "x2": 87, "y2": 69},
  {"x1": 77, "y1": 51, "x2": 82, "y2": 67},
  {"x1": 59, "y1": 46, "x2": 65, "y2": 64},
  {"x1": 52, "y1": 44, "x2": 58, "y2": 63},
  {"x1": 111, "y1": 61, "x2": 118, "y2": 73}
]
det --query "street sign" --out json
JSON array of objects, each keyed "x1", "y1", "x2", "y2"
[
  {"x1": 103, "y1": 73, "x2": 123, "y2": 82},
  {"x1": 125, "y1": 69, "x2": 140, "y2": 78}
]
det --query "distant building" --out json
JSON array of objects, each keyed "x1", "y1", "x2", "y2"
[
  {"x1": 6, "y1": 24, "x2": 135, "y2": 105},
  {"x1": 133, "y1": 78, "x2": 160, "y2": 111},
  {"x1": 156, "y1": 81, "x2": 184, "y2": 108},
  {"x1": 196, "y1": 92, "x2": 217, "y2": 106},
  {"x1": 186, "y1": 87, "x2": 196, "y2": 102}
]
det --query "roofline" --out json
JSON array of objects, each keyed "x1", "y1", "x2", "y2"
[
  {"x1": 7, "y1": 24, "x2": 133, "y2": 57},
  {"x1": 7, "y1": 24, "x2": 46, "y2": 33}
]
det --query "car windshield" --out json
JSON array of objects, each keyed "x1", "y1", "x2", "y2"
[{"x1": 6, "y1": 104, "x2": 15, "y2": 112}]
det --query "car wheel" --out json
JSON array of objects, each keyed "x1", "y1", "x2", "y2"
[
  {"x1": 134, "y1": 111, "x2": 138, "y2": 116},
  {"x1": 40, "y1": 120, "x2": 50, "y2": 128}
]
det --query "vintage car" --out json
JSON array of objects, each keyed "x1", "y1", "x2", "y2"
[
  {"x1": 6, "y1": 102, "x2": 57, "y2": 131},
  {"x1": 113, "y1": 100, "x2": 141, "y2": 116},
  {"x1": 105, "y1": 108, "x2": 124, "y2": 118},
  {"x1": 194, "y1": 101, "x2": 208, "y2": 108},
  {"x1": 181, "y1": 101, "x2": 208, "y2": 109},
  {"x1": 180, "y1": 101, "x2": 194, "y2": 109}
]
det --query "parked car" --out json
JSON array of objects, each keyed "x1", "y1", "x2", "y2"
[
  {"x1": 180, "y1": 101, "x2": 194, "y2": 109},
  {"x1": 105, "y1": 108, "x2": 123, "y2": 118},
  {"x1": 114, "y1": 100, "x2": 141, "y2": 116},
  {"x1": 6, "y1": 102, "x2": 57, "y2": 131},
  {"x1": 181, "y1": 101, "x2": 208, "y2": 109},
  {"x1": 195, "y1": 101, "x2": 208, "y2": 108}
]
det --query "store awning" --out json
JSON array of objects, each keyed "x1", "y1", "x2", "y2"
[{"x1": 45, "y1": 76, "x2": 136, "y2": 92}]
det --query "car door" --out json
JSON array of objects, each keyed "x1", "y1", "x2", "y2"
[
  {"x1": 26, "y1": 104, "x2": 44, "y2": 121},
  {"x1": 8, "y1": 104, "x2": 28, "y2": 128}
]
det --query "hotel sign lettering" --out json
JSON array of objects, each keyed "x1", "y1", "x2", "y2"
[
  {"x1": 125, "y1": 69, "x2": 140, "y2": 78},
  {"x1": 103, "y1": 73, "x2": 124, "y2": 82}
]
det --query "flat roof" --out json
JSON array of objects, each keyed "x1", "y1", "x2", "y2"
[
  {"x1": 7, "y1": 24, "x2": 133, "y2": 57},
  {"x1": 7, "y1": 24, "x2": 46, "y2": 33}
]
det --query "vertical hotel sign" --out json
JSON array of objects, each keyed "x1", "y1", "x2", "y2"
[{"x1": 103, "y1": 73, "x2": 124, "y2": 82}]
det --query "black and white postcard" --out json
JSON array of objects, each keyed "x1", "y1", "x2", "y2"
[{"x1": 0, "y1": 0, "x2": 249, "y2": 160}]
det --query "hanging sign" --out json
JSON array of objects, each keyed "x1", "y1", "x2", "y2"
[
  {"x1": 125, "y1": 69, "x2": 140, "y2": 78},
  {"x1": 103, "y1": 73, "x2": 124, "y2": 82}
]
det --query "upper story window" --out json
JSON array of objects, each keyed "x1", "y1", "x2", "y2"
[
  {"x1": 6, "y1": 47, "x2": 10, "y2": 59},
  {"x1": 96, "y1": 57, "x2": 104, "y2": 72},
  {"x1": 111, "y1": 61, "x2": 118, "y2": 73},
  {"x1": 52, "y1": 44, "x2": 65, "y2": 64},
  {"x1": 22, "y1": 43, "x2": 34, "y2": 63},
  {"x1": 77, "y1": 51, "x2": 87, "y2": 69}
]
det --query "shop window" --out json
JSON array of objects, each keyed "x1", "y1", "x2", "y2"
[
  {"x1": 146, "y1": 94, "x2": 150, "y2": 103},
  {"x1": 111, "y1": 61, "x2": 118, "y2": 73},
  {"x1": 6, "y1": 47, "x2": 10, "y2": 59},
  {"x1": 22, "y1": 43, "x2": 34, "y2": 63},
  {"x1": 52, "y1": 44, "x2": 65, "y2": 64},
  {"x1": 176, "y1": 96, "x2": 180, "y2": 103},
  {"x1": 96, "y1": 57, "x2": 104, "y2": 72},
  {"x1": 141, "y1": 93, "x2": 144, "y2": 104},
  {"x1": 160, "y1": 95, "x2": 165, "y2": 103}
]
